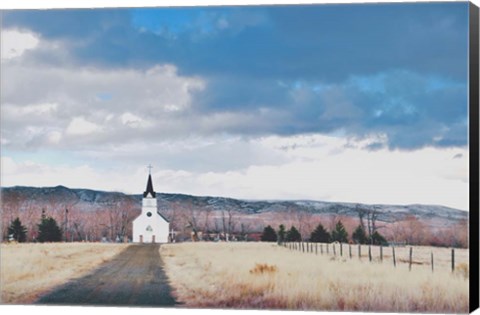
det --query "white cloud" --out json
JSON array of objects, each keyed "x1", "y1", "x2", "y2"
[
  {"x1": 2, "y1": 50, "x2": 206, "y2": 149},
  {"x1": 46, "y1": 130, "x2": 62, "y2": 144},
  {"x1": 1, "y1": 28, "x2": 39, "y2": 60},
  {"x1": 0, "y1": 158, "x2": 134, "y2": 193},
  {"x1": 152, "y1": 135, "x2": 469, "y2": 211},
  {"x1": 1, "y1": 134, "x2": 469, "y2": 210},
  {"x1": 120, "y1": 112, "x2": 143, "y2": 127},
  {"x1": 0, "y1": 156, "x2": 18, "y2": 176},
  {"x1": 65, "y1": 117, "x2": 102, "y2": 136},
  {"x1": 2, "y1": 102, "x2": 58, "y2": 116}
]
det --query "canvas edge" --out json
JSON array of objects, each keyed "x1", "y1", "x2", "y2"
[{"x1": 469, "y1": 1, "x2": 480, "y2": 313}]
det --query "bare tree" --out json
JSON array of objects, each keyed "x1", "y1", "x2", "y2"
[
  {"x1": 182, "y1": 199, "x2": 202, "y2": 241},
  {"x1": 355, "y1": 204, "x2": 366, "y2": 231}
]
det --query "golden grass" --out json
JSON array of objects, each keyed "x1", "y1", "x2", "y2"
[
  {"x1": 0, "y1": 242, "x2": 128, "y2": 304},
  {"x1": 160, "y1": 242, "x2": 469, "y2": 313}
]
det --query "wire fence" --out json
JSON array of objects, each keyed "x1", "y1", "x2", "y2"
[{"x1": 280, "y1": 241, "x2": 469, "y2": 274}]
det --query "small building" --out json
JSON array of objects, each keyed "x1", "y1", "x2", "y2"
[{"x1": 132, "y1": 172, "x2": 169, "y2": 243}]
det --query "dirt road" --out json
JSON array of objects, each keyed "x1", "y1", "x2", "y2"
[{"x1": 36, "y1": 244, "x2": 177, "y2": 307}]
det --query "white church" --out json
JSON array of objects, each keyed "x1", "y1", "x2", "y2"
[{"x1": 132, "y1": 170, "x2": 170, "y2": 243}]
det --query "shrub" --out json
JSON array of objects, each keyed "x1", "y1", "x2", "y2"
[
  {"x1": 352, "y1": 225, "x2": 368, "y2": 244},
  {"x1": 331, "y1": 221, "x2": 348, "y2": 243},
  {"x1": 37, "y1": 215, "x2": 62, "y2": 242},
  {"x1": 8, "y1": 217, "x2": 27, "y2": 242},
  {"x1": 456, "y1": 263, "x2": 469, "y2": 279},
  {"x1": 249, "y1": 263, "x2": 278, "y2": 275},
  {"x1": 310, "y1": 223, "x2": 330, "y2": 242},
  {"x1": 286, "y1": 226, "x2": 301, "y2": 242},
  {"x1": 261, "y1": 225, "x2": 277, "y2": 242}
]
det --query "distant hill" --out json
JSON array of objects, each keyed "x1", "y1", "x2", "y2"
[{"x1": 1, "y1": 185, "x2": 467, "y2": 226}]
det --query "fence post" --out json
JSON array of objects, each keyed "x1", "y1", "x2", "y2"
[
  {"x1": 340, "y1": 243, "x2": 343, "y2": 256},
  {"x1": 320, "y1": 244, "x2": 324, "y2": 255},
  {"x1": 349, "y1": 244, "x2": 352, "y2": 259},
  {"x1": 306, "y1": 242, "x2": 309, "y2": 253},
  {"x1": 409, "y1": 247, "x2": 413, "y2": 271},
  {"x1": 451, "y1": 248, "x2": 455, "y2": 273},
  {"x1": 392, "y1": 246, "x2": 396, "y2": 267},
  {"x1": 358, "y1": 244, "x2": 361, "y2": 259},
  {"x1": 431, "y1": 251, "x2": 434, "y2": 273},
  {"x1": 333, "y1": 244, "x2": 336, "y2": 256},
  {"x1": 315, "y1": 243, "x2": 318, "y2": 255},
  {"x1": 380, "y1": 246, "x2": 383, "y2": 262},
  {"x1": 368, "y1": 245, "x2": 372, "y2": 262},
  {"x1": 302, "y1": 242, "x2": 305, "y2": 253},
  {"x1": 311, "y1": 243, "x2": 313, "y2": 253},
  {"x1": 327, "y1": 243, "x2": 329, "y2": 254}
]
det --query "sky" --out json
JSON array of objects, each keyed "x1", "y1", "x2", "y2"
[{"x1": 0, "y1": 1, "x2": 471, "y2": 210}]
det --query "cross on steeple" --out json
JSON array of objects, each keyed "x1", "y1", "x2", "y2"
[{"x1": 143, "y1": 164, "x2": 156, "y2": 198}]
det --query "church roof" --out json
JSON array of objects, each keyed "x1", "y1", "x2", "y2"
[
  {"x1": 143, "y1": 174, "x2": 156, "y2": 198},
  {"x1": 156, "y1": 211, "x2": 170, "y2": 223}
]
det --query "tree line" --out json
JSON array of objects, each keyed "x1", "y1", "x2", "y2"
[
  {"x1": 2, "y1": 191, "x2": 468, "y2": 247},
  {"x1": 7, "y1": 210, "x2": 62, "y2": 243},
  {"x1": 261, "y1": 220, "x2": 387, "y2": 245}
]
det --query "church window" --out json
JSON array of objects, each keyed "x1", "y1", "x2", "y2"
[{"x1": 147, "y1": 212, "x2": 152, "y2": 217}]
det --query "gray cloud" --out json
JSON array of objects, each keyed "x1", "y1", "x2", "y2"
[{"x1": 1, "y1": 3, "x2": 469, "y2": 153}]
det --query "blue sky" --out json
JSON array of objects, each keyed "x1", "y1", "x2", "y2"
[{"x1": 0, "y1": 2, "x2": 471, "y2": 209}]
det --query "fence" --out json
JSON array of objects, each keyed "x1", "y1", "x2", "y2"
[{"x1": 281, "y1": 241, "x2": 468, "y2": 274}]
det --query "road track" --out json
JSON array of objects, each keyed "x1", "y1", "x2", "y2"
[{"x1": 37, "y1": 244, "x2": 177, "y2": 307}]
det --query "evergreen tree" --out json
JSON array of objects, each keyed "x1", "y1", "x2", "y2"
[
  {"x1": 286, "y1": 226, "x2": 302, "y2": 242},
  {"x1": 277, "y1": 224, "x2": 286, "y2": 244},
  {"x1": 261, "y1": 225, "x2": 277, "y2": 242},
  {"x1": 309, "y1": 223, "x2": 330, "y2": 243},
  {"x1": 8, "y1": 217, "x2": 27, "y2": 242},
  {"x1": 370, "y1": 231, "x2": 388, "y2": 246},
  {"x1": 37, "y1": 215, "x2": 62, "y2": 242},
  {"x1": 331, "y1": 221, "x2": 348, "y2": 243},
  {"x1": 352, "y1": 225, "x2": 368, "y2": 244}
]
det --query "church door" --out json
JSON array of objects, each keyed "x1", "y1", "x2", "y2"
[
  {"x1": 139, "y1": 235, "x2": 143, "y2": 243},
  {"x1": 152, "y1": 235, "x2": 156, "y2": 243}
]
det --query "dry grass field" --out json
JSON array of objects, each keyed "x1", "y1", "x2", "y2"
[
  {"x1": 0, "y1": 242, "x2": 128, "y2": 303},
  {"x1": 160, "y1": 242, "x2": 469, "y2": 313}
]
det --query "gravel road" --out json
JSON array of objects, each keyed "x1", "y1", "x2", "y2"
[{"x1": 36, "y1": 244, "x2": 177, "y2": 307}]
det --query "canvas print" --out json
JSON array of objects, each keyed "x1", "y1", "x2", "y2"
[{"x1": 0, "y1": 1, "x2": 478, "y2": 313}]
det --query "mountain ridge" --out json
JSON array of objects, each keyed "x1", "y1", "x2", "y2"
[{"x1": 1, "y1": 185, "x2": 468, "y2": 224}]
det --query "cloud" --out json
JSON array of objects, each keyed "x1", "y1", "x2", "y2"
[
  {"x1": 120, "y1": 112, "x2": 143, "y2": 127},
  {"x1": 0, "y1": 4, "x2": 470, "y2": 208},
  {"x1": 0, "y1": 30, "x2": 34, "y2": 61},
  {"x1": 66, "y1": 117, "x2": 103, "y2": 136},
  {"x1": 1, "y1": 134, "x2": 469, "y2": 210},
  {"x1": 1, "y1": 34, "x2": 206, "y2": 150},
  {"x1": 2, "y1": 4, "x2": 469, "y2": 150},
  {"x1": 1, "y1": 28, "x2": 40, "y2": 60},
  {"x1": 3, "y1": 4, "x2": 468, "y2": 80}
]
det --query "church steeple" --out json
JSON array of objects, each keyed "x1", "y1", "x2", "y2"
[{"x1": 143, "y1": 165, "x2": 156, "y2": 198}]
